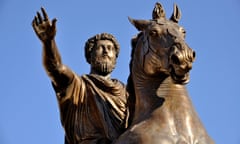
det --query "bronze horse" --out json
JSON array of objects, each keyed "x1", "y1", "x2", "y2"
[{"x1": 114, "y1": 3, "x2": 214, "y2": 144}]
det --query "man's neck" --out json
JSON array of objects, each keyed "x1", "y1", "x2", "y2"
[{"x1": 90, "y1": 69, "x2": 111, "y2": 80}]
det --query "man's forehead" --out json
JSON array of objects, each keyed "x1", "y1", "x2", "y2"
[{"x1": 97, "y1": 39, "x2": 114, "y2": 45}]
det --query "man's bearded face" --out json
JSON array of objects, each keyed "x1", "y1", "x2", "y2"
[{"x1": 90, "y1": 40, "x2": 117, "y2": 76}]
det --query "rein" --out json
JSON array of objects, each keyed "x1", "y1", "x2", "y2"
[{"x1": 143, "y1": 33, "x2": 158, "y2": 56}]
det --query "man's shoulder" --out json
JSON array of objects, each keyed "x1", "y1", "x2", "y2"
[{"x1": 111, "y1": 78, "x2": 126, "y2": 86}]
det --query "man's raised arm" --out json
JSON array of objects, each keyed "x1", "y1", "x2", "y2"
[{"x1": 32, "y1": 7, "x2": 74, "y2": 87}]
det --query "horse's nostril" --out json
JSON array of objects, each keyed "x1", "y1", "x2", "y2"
[
  {"x1": 171, "y1": 54, "x2": 181, "y2": 65},
  {"x1": 192, "y1": 51, "x2": 196, "y2": 59}
]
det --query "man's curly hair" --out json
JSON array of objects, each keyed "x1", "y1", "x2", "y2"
[{"x1": 84, "y1": 33, "x2": 120, "y2": 64}]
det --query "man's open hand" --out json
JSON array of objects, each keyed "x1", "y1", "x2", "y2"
[{"x1": 32, "y1": 7, "x2": 57, "y2": 42}]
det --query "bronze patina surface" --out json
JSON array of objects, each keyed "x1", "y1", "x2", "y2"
[
  {"x1": 32, "y1": 2, "x2": 214, "y2": 144},
  {"x1": 32, "y1": 8, "x2": 129, "y2": 144},
  {"x1": 114, "y1": 2, "x2": 214, "y2": 144}
]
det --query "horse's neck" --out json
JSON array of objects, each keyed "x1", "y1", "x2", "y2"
[
  {"x1": 130, "y1": 66, "x2": 167, "y2": 123},
  {"x1": 131, "y1": 71, "x2": 192, "y2": 124},
  {"x1": 130, "y1": 34, "x2": 193, "y2": 124}
]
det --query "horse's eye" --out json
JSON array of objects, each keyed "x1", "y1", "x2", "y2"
[
  {"x1": 182, "y1": 31, "x2": 186, "y2": 38},
  {"x1": 149, "y1": 30, "x2": 157, "y2": 36},
  {"x1": 179, "y1": 27, "x2": 186, "y2": 38}
]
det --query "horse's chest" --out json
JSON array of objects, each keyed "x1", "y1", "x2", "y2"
[
  {"x1": 134, "y1": 103, "x2": 199, "y2": 143},
  {"x1": 130, "y1": 118, "x2": 203, "y2": 144}
]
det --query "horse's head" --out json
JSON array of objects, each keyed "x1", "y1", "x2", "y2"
[{"x1": 129, "y1": 3, "x2": 195, "y2": 84}]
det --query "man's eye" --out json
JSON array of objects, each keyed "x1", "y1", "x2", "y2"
[
  {"x1": 97, "y1": 45, "x2": 103, "y2": 50},
  {"x1": 107, "y1": 46, "x2": 113, "y2": 50}
]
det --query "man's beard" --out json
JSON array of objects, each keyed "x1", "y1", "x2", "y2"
[{"x1": 91, "y1": 56, "x2": 116, "y2": 76}]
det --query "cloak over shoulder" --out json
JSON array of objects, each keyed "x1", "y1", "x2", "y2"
[{"x1": 53, "y1": 73, "x2": 129, "y2": 144}]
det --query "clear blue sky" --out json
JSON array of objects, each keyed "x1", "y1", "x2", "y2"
[{"x1": 0, "y1": 0, "x2": 239, "y2": 144}]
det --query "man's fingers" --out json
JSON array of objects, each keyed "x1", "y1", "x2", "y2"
[
  {"x1": 32, "y1": 19, "x2": 37, "y2": 29},
  {"x1": 34, "y1": 16, "x2": 39, "y2": 26},
  {"x1": 52, "y1": 18, "x2": 57, "y2": 29},
  {"x1": 41, "y1": 7, "x2": 49, "y2": 21},
  {"x1": 32, "y1": 17, "x2": 39, "y2": 34},
  {"x1": 37, "y1": 11, "x2": 43, "y2": 23}
]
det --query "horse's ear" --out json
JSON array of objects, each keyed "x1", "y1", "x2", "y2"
[
  {"x1": 170, "y1": 4, "x2": 181, "y2": 23},
  {"x1": 152, "y1": 2, "x2": 166, "y2": 20},
  {"x1": 128, "y1": 17, "x2": 150, "y2": 31}
]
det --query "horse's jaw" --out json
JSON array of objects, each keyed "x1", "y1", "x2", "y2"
[{"x1": 170, "y1": 67, "x2": 190, "y2": 84}]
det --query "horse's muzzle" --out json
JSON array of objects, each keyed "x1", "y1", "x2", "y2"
[{"x1": 169, "y1": 45, "x2": 195, "y2": 84}]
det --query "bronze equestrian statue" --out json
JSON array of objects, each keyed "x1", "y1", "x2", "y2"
[
  {"x1": 32, "y1": 8, "x2": 129, "y2": 144},
  {"x1": 114, "y1": 3, "x2": 214, "y2": 144}
]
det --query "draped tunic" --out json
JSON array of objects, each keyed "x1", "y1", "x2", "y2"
[{"x1": 52, "y1": 73, "x2": 129, "y2": 144}]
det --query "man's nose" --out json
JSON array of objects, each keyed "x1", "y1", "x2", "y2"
[{"x1": 102, "y1": 47, "x2": 108, "y2": 54}]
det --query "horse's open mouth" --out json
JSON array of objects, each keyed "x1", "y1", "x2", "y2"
[{"x1": 170, "y1": 67, "x2": 190, "y2": 84}]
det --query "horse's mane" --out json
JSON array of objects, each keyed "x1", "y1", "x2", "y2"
[{"x1": 126, "y1": 32, "x2": 143, "y2": 125}]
